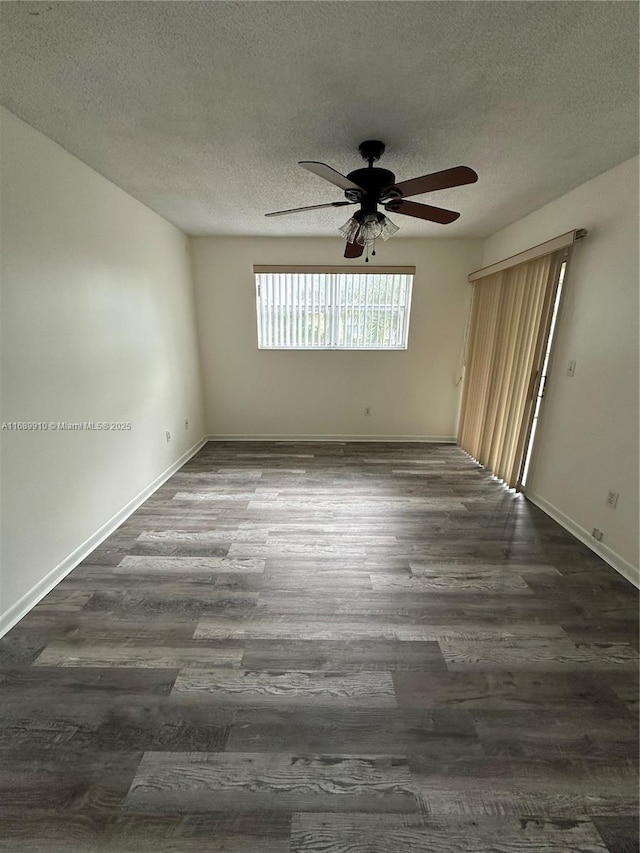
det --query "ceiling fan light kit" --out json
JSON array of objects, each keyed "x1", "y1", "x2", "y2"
[
  {"x1": 266, "y1": 140, "x2": 478, "y2": 261},
  {"x1": 339, "y1": 210, "x2": 398, "y2": 248}
]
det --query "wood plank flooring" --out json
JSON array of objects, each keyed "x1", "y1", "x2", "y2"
[{"x1": 0, "y1": 441, "x2": 637, "y2": 852}]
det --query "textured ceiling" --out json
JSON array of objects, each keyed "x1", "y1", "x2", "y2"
[{"x1": 0, "y1": 1, "x2": 637, "y2": 238}]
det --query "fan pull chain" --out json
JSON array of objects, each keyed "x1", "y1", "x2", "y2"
[{"x1": 365, "y1": 238, "x2": 377, "y2": 263}]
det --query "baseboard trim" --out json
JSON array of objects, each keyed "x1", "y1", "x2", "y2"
[
  {"x1": 205, "y1": 434, "x2": 457, "y2": 443},
  {"x1": 526, "y1": 491, "x2": 639, "y2": 589},
  {"x1": 0, "y1": 436, "x2": 208, "y2": 639}
]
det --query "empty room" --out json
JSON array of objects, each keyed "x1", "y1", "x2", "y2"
[{"x1": 0, "y1": 2, "x2": 638, "y2": 851}]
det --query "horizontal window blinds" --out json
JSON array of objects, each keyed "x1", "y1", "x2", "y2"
[{"x1": 457, "y1": 251, "x2": 563, "y2": 489}]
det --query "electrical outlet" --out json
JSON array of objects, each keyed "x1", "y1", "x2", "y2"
[
  {"x1": 165, "y1": 430, "x2": 171, "y2": 443},
  {"x1": 184, "y1": 419, "x2": 189, "y2": 430},
  {"x1": 364, "y1": 407, "x2": 371, "y2": 417},
  {"x1": 606, "y1": 491, "x2": 619, "y2": 508},
  {"x1": 591, "y1": 528, "x2": 604, "y2": 542},
  {"x1": 567, "y1": 359, "x2": 576, "y2": 377}
]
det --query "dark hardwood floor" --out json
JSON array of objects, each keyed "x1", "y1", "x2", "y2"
[{"x1": 1, "y1": 441, "x2": 638, "y2": 852}]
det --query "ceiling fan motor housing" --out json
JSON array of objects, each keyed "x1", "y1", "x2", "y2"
[{"x1": 345, "y1": 167, "x2": 397, "y2": 210}]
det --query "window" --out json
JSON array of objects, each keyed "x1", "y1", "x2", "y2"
[
  {"x1": 254, "y1": 266, "x2": 414, "y2": 350},
  {"x1": 520, "y1": 260, "x2": 567, "y2": 488}
]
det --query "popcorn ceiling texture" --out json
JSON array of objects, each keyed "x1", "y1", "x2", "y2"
[{"x1": 0, "y1": 1, "x2": 637, "y2": 237}]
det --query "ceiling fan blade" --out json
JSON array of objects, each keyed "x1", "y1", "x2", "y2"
[
  {"x1": 384, "y1": 166, "x2": 478, "y2": 200},
  {"x1": 300, "y1": 161, "x2": 365, "y2": 192},
  {"x1": 265, "y1": 201, "x2": 353, "y2": 217},
  {"x1": 385, "y1": 199, "x2": 460, "y2": 224},
  {"x1": 344, "y1": 239, "x2": 364, "y2": 259}
]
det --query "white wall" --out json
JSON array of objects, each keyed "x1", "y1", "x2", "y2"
[
  {"x1": 0, "y1": 107, "x2": 206, "y2": 630},
  {"x1": 482, "y1": 157, "x2": 639, "y2": 582},
  {"x1": 191, "y1": 237, "x2": 482, "y2": 440}
]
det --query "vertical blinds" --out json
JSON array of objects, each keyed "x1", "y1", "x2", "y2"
[
  {"x1": 457, "y1": 251, "x2": 564, "y2": 489},
  {"x1": 254, "y1": 270, "x2": 413, "y2": 349}
]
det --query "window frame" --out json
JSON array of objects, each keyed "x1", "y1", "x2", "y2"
[{"x1": 253, "y1": 265, "x2": 415, "y2": 351}]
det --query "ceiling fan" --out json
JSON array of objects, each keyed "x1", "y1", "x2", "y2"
[{"x1": 266, "y1": 140, "x2": 478, "y2": 261}]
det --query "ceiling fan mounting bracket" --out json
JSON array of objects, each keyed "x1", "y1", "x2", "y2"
[{"x1": 358, "y1": 139, "x2": 386, "y2": 166}]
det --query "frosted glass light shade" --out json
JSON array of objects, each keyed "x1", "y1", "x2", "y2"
[
  {"x1": 338, "y1": 216, "x2": 360, "y2": 243},
  {"x1": 380, "y1": 215, "x2": 399, "y2": 241},
  {"x1": 356, "y1": 214, "x2": 384, "y2": 245},
  {"x1": 339, "y1": 212, "x2": 400, "y2": 246}
]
